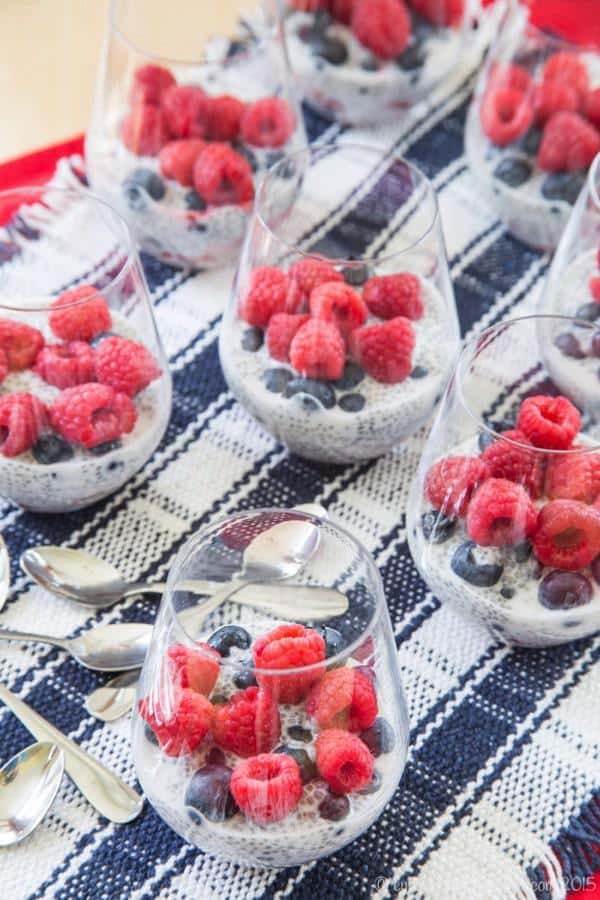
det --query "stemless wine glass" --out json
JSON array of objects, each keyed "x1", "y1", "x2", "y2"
[
  {"x1": 132, "y1": 508, "x2": 409, "y2": 867},
  {"x1": 0, "y1": 186, "x2": 171, "y2": 513},
  {"x1": 408, "y1": 314, "x2": 600, "y2": 648},
  {"x1": 465, "y1": 0, "x2": 600, "y2": 250},
  {"x1": 219, "y1": 141, "x2": 459, "y2": 463},
  {"x1": 86, "y1": 0, "x2": 307, "y2": 269}
]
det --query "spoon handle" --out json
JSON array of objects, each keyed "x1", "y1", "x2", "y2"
[
  {"x1": 0, "y1": 626, "x2": 69, "y2": 652},
  {"x1": 0, "y1": 684, "x2": 144, "y2": 824}
]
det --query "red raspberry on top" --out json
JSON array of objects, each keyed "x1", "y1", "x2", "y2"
[
  {"x1": 533, "y1": 499, "x2": 600, "y2": 570},
  {"x1": 545, "y1": 450, "x2": 600, "y2": 504},
  {"x1": 330, "y1": 0, "x2": 356, "y2": 24},
  {"x1": 213, "y1": 686, "x2": 281, "y2": 757},
  {"x1": 168, "y1": 642, "x2": 220, "y2": 696},
  {"x1": 240, "y1": 97, "x2": 296, "y2": 149},
  {"x1": 253, "y1": 623, "x2": 326, "y2": 703},
  {"x1": 95, "y1": 336, "x2": 162, "y2": 397},
  {"x1": 266, "y1": 313, "x2": 310, "y2": 362},
  {"x1": 289, "y1": 318, "x2": 345, "y2": 381},
  {"x1": 316, "y1": 728, "x2": 374, "y2": 794},
  {"x1": 533, "y1": 81, "x2": 580, "y2": 125},
  {"x1": 0, "y1": 393, "x2": 47, "y2": 457},
  {"x1": 139, "y1": 689, "x2": 213, "y2": 757},
  {"x1": 411, "y1": 0, "x2": 464, "y2": 27},
  {"x1": 481, "y1": 429, "x2": 545, "y2": 499},
  {"x1": 34, "y1": 341, "x2": 95, "y2": 390},
  {"x1": 239, "y1": 267, "x2": 289, "y2": 328},
  {"x1": 205, "y1": 94, "x2": 246, "y2": 142},
  {"x1": 363, "y1": 273, "x2": 424, "y2": 321},
  {"x1": 351, "y1": 0, "x2": 410, "y2": 60},
  {"x1": 0, "y1": 349, "x2": 8, "y2": 385},
  {"x1": 288, "y1": 258, "x2": 343, "y2": 312},
  {"x1": 538, "y1": 112, "x2": 600, "y2": 173},
  {"x1": 542, "y1": 52, "x2": 589, "y2": 99},
  {"x1": 517, "y1": 395, "x2": 581, "y2": 450},
  {"x1": 0, "y1": 319, "x2": 44, "y2": 371},
  {"x1": 49, "y1": 285, "x2": 111, "y2": 342},
  {"x1": 488, "y1": 62, "x2": 532, "y2": 95},
  {"x1": 309, "y1": 282, "x2": 368, "y2": 339},
  {"x1": 230, "y1": 753, "x2": 303, "y2": 825},
  {"x1": 193, "y1": 143, "x2": 254, "y2": 207},
  {"x1": 589, "y1": 276, "x2": 600, "y2": 303},
  {"x1": 480, "y1": 87, "x2": 534, "y2": 147},
  {"x1": 130, "y1": 64, "x2": 176, "y2": 107},
  {"x1": 424, "y1": 455, "x2": 489, "y2": 518},
  {"x1": 50, "y1": 383, "x2": 136, "y2": 448},
  {"x1": 159, "y1": 139, "x2": 205, "y2": 186},
  {"x1": 161, "y1": 85, "x2": 208, "y2": 139},
  {"x1": 305, "y1": 667, "x2": 378, "y2": 732},
  {"x1": 289, "y1": 0, "x2": 326, "y2": 7},
  {"x1": 466, "y1": 478, "x2": 537, "y2": 548},
  {"x1": 584, "y1": 88, "x2": 600, "y2": 129},
  {"x1": 349, "y1": 316, "x2": 415, "y2": 384},
  {"x1": 121, "y1": 104, "x2": 170, "y2": 156}
]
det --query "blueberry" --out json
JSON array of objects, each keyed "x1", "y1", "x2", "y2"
[
  {"x1": 410, "y1": 365, "x2": 428, "y2": 379},
  {"x1": 319, "y1": 791, "x2": 350, "y2": 821},
  {"x1": 518, "y1": 128, "x2": 542, "y2": 157},
  {"x1": 89, "y1": 440, "x2": 121, "y2": 456},
  {"x1": 396, "y1": 41, "x2": 426, "y2": 71},
  {"x1": 539, "y1": 570, "x2": 592, "y2": 610},
  {"x1": 575, "y1": 302, "x2": 600, "y2": 323},
  {"x1": 144, "y1": 722, "x2": 159, "y2": 746},
  {"x1": 226, "y1": 38, "x2": 247, "y2": 59},
  {"x1": 360, "y1": 717, "x2": 395, "y2": 757},
  {"x1": 285, "y1": 377, "x2": 336, "y2": 409},
  {"x1": 311, "y1": 35, "x2": 348, "y2": 65},
  {"x1": 493, "y1": 156, "x2": 533, "y2": 188},
  {"x1": 451, "y1": 541, "x2": 503, "y2": 587},
  {"x1": 184, "y1": 190, "x2": 207, "y2": 211},
  {"x1": 0, "y1": 240, "x2": 20, "y2": 263},
  {"x1": 90, "y1": 330, "x2": 117, "y2": 348},
  {"x1": 541, "y1": 172, "x2": 586, "y2": 206},
  {"x1": 360, "y1": 55, "x2": 380, "y2": 72},
  {"x1": 185, "y1": 764, "x2": 238, "y2": 822},
  {"x1": 123, "y1": 168, "x2": 166, "y2": 210},
  {"x1": 555, "y1": 332, "x2": 586, "y2": 359},
  {"x1": 316, "y1": 625, "x2": 345, "y2": 658},
  {"x1": 591, "y1": 332, "x2": 600, "y2": 357},
  {"x1": 312, "y1": 9, "x2": 333, "y2": 30},
  {"x1": 263, "y1": 367, "x2": 293, "y2": 394},
  {"x1": 287, "y1": 724, "x2": 313, "y2": 743},
  {"x1": 241, "y1": 327, "x2": 263, "y2": 352},
  {"x1": 206, "y1": 747, "x2": 226, "y2": 765},
  {"x1": 514, "y1": 541, "x2": 532, "y2": 563},
  {"x1": 421, "y1": 510, "x2": 456, "y2": 544},
  {"x1": 332, "y1": 362, "x2": 364, "y2": 390},
  {"x1": 207, "y1": 625, "x2": 251, "y2": 657},
  {"x1": 233, "y1": 665, "x2": 257, "y2": 689},
  {"x1": 358, "y1": 769, "x2": 382, "y2": 795},
  {"x1": 500, "y1": 586, "x2": 515, "y2": 599},
  {"x1": 32, "y1": 434, "x2": 74, "y2": 465},
  {"x1": 275, "y1": 745, "x2": 317, "y2": 783},
  {"x1": 232, "y1": 144, "x2": 259, "y2": 173},
  {"x1": 339, "y1": 393, "x2": 365, "y2": 412},
  {"x1": 342, "y1": 264, "x2": 370, "y2": 286}
]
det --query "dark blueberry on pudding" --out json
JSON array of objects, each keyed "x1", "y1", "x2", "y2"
[
  {"x1": 342, "y1": 264, "x2": 370, "y2": 287},
  {"x1": 513, "y1": 542, "x2": 532, "y2": 563},
  {"x1": 590, "y1": 332, "x2": 600, "y2": 358},
  {"x1": 233, "y1": 665, "x2": 258, "y2": 689},
  {"x1": 206, "y1": 747, "x2": 226, "y2": 766},
  {"x1": 493, "y1": 157, "x2": 533, "y2": 188},
  {"x1": 207, "y1": 625, "x2": 252, "y2": 657},
  {"x1": 184, "y1": 190, "x2": 207, "y2": 211},
  {"x1": 275, "y1": 745, "x2": 317, "y2": 783},
  {"x1": 89, "y1": 439, "x2": 122, "y2": 456},
  {"x1": 360, "y1": 717, "x2": 395, "y2": 757},
  {"x1": 538, "y1": 570, "x2": 592, "y2": 611},
  {"x1": 123, "y1": 168, "x2": 166, "y2": 210},
  {"x1": 410, "y1": 365, "x2": 428, "y2": 379},
  {"x1": 241, "y1": 327, "x2": 263, "y2": 352},
  {"x1": 185, "y1": 764, "x2": 238, "y2": 822},
  {"x1": 311, "y1": 35, "x2": 348, "y2": 66},
  {"x1": 332, "y1": 362, "x2": 364, "y2": 390},
  {"x1": 575, "y1": 302, "x2": 600, "y2": 323},
  {"x1": 500, "y1": 586, "x2": 515, "y2": 599},
  {"x1": 287, "y1": 724, "x2": 313, "y2": 743},
  {"x1": 451, "y1": 541, "x2": 503, "y2": 587},
  {"x1": 554, "y1": 332, "x2": 586, "y2": 359},
  {"x1": 541, "y1": 172, "x2": 586, "y2": 206},
  {"x1": 339, "y1": 393, "x2": 365, "y2": 412},
  {"x1": 396, "y1": 40, "x2": 426, "y2": 72},
  {"x1": 518, "y1": 128, "x2": 542, "y2": 157},
  {"x1": 358, "y1": 769, "x2": 382, "y2": 795},
  {"x1": 32, "y1": 434, "x2": 74, "y2": 465},
  {"x1": 316, "y1": 625, "x2": 345, "y2": 659},
  {"x1": 263, "y1": 368, "x2": 294, "y2": 394},
  {"x1": 421, "y1": 510, "x2": 456, "y2": 544},
  {"x1": 360, "y1": 56, "x2": 380, "y2": 72},
  {"x1": 319, "y1": 792, "x2": 350, "y2": 821},
  {"x1": 285, "y1": 377, "x2": 336, "y2": 409}
]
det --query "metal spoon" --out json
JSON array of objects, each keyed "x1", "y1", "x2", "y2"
[
  {"x1": 0, "y1": 742, "x2": 64, "y2": 846},
  {"x1": 84, "y1": 671, "x2": 139, "y2": 723},
  {"x1": 0, "y1": 622, "x2": 151, "y2": 672}
]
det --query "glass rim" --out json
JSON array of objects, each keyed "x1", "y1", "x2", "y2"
[
  {"x1": 254, "y1": 142, "x2": 440, "y2": 268},
  {"x1": 166, "y1": 507, "x2": 384, "y2": 676},
  {"x1": 0, "y1": 184, "x2": 138, "y2": 314},
  {"x1": 455, "y1": 313, "x2": 600, "y2": 456},
  {"x1": 589, "y1": 153, "x2": 600, "y2": 212}
]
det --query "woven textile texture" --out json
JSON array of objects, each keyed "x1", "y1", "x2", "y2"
[{"x1": 1, "y1": 50, "x2": 600, "y2": 900}]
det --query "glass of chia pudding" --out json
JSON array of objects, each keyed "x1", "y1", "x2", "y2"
[
  {"x1": 85, "y1": 0, "x2": 307, "y2": 269},
  {"x1": 0, "y1": 185, "x2": 172, "y2": 513},
  {"x1": 133, "y1": 508, "x2": 409, "y2": 866},
  {"x1": 408, "y1": 314, "x2": 600, "y2": 648},
  {"x1": 219, "y1": 141, "x2": 460, "y2": 463},
  {"x1": 465, "y1": 0, "x2": 600, "y2": 251}
]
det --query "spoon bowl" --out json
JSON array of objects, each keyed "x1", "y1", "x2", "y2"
[
  {"x1": 85, "y1": 671, "x2": 139, "y2": 722},
  {"x1": 0, "y1": 742, "x2": 64, "y2": 846}
]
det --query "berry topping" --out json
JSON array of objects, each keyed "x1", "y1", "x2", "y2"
[
  {"x1": 288, "y1": 258, "x2": 344, "y2": 311},
  {"x1": 330, "y1": 0, "x2": 356, "y2": 23},
  {"x1": 488, "y1": 63, "x2": 532, "y2": 95},
  {"x1": 316, "y1": 625, "x2": 345, "y2": 658},
  {"x1": 94, "y1": 336, "x2": 161, "y2": 397},
  {"x1": 349, "y1": 316, "x2": 415, "y2": 384},
  {"x1": 207, "y1": 624, "x2": 252, "y2": 657},
  {"x1": 193, "y1": 143, "x2": 254, "y2": 206},
  {"x1": 241, "y1": 327, "x2": 263, "y2": 352},
  {"x1": 185, "y1": 763, "x2": 238, "y2": 823},
  {"x1": 466, "y1": 478, "x2": 537, "y2": 548},
  {"x1": 451, "y1": 540, "x2": 503, "y2": 587},
  {"x1": 421, "y1": 510, "x2": 457, "y2": 544},
  {"x1": 554, "y1": 332, "x2": 585, "y2": 359},
  {"x1": 289, "y1": 318, "x2": 345, "y2": 381},
  {"x1": 305, "y1": 666, "x2": 378, "y2": 732},
  {"x1": 309, "y1": 282, "x2": 368, "y2": 338},
  {"x1": 541, "y1": 171, "x2": 586, "y2": 205},
  {"x1": 319, "y1": 792, "x2": 350, "y2": 821},
  {"x1": 0, "y1": 319, "x2": 44, "y2": 371},
  {"x1": 213, "y1": 686, "x2": 280, "y2": 757},
  {"x1": 0, "y1": 393, "x2": 47, "y2": 457},
  {"x1": 122, "y1": 168, "x2": 166, "y2": 209},
  {"x1": 230, "y1": 753, "x2": 303, "y2": 825},
  {"x1": 590, "y1": 276, "x2": 600, "y2": 303},
  {"x1": 338, "y1": 392, "x2": 365, "y2": 412},
  {"x1": 538, "y1": 112, "x2": 600, "y2": 173},
  {"x1": 333, "y1": 361, "x2": 364, "y2": 390},
  {"x1": 538, "y1": 570, "x2": 593, "y2": 611},
  {"x1": 239, "y1": 267, "x2": 289, "y2": 328},
  {"x1": 533, "y1": 500, "x2": 600, "y2": 570},
  {"x1": 274, "y1": 744, "x2": 317, "y2": 783},
  {"x1": 264, "y1": 367, "x2": 294, "y2": 393},
  {"x1": 138, "y1": 689, "x2": 213, "y2": 757},
  {"x1": 363, "y1": 273, "x2": 424, "y2": 320},
  {"x1": 493, "y1": 157, "x2": 533, "y2": 188},
  {"x1": 411, "y1": 0, "x2": 464, "y2": 27},
  {"x1": 285, "y1": 376, "x2": 336, "y2": 409},
  {"x1": 168, "y1": 643, "x2": 220, "y2": 696},
  {"x1": 130, "y1": 64, "x2": 176, "y2": 106},
  {"x1": 542, "y1": 52, "x2": 589, "y2": 99},
  {"x1": 49, "y1": 285, "x2": 111, "y2": 342},
  {"x1": 517, "y1": 395, "x2": 581, "y2": 450},
  {"x1": 253, "y1": 623, "x2": 326, "y2": 703},
  {"x1": 480, "y1": 87, "x2": 534, "y2": 147},
  {"x1": 49, "y1": 383, "x2": 136, "y2": 448},
  {"x1": 288, "y1": 724, "x2": 313, "y2": 742},
  {"x1": 233, "y1": 666, "x2": 258, "y2": 690},
  {"x1": 533, "y1": 81, "x2": 580, "y2": 124},
  {"x1": 585, "y1": 88, "x2": 600, "y2": 129},
  {"x1": 315, "y1": 728, "x2": 374, "y2": 794},
  {"x1": 545, "y1": 450, "x2": 600, "y2": 503},
  {"x1": 480, "y1": 429, "x2": 545, "y2": 498},
  {"x1": 240, "y1": 97, "x2": 296, "y2": 148},
  {"x1": 360, "y1": 716, "x2": 395, "y2": 757},
  {"x1": 205, "y1": 94, "x2": 245, "y2": 142},
  {"x1": 31, "y1": 434, "x2": 74, "y2": 465},
  {"x1": 424, "y1": 455, "x2": 489, "y2": 518},
  {"x1": 34, "y1": 341, "x2": 95, "y2": 389},
  {"x1": 266, "y1": 313, "x2": 310, "y2": 362},
  {"x1": 161, "y1": 85, "x2": 208, "y2": 139},
  {"x1": 309, "y1": 33, "x2": 349, "y2": 65},
  {"x1": 158, "y1": 139, "x2": 205, "y2": 186},
  {"x1": 121, "y1": 104, "x2": 170, "y2": 156},
  {"x1": 351, "y1": 0, "x2": 411, "y2": 60}
]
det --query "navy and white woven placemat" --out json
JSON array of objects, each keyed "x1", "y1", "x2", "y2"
[{"x1": 1, "y1": 47, "x2": 600, "y2": 900}]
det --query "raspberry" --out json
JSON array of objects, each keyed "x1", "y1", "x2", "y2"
[
  {"x1": 424, "y1": 455, "x2": 489, "y2": 518},
  {"x1": 305, "y1": 667, "x2": 377, "y2": 732},
  {"x1": 329, "y1": 0, "x2": 356, "y2": 23},
  {"x1": 139, "y1": 689, "x2": 213, "y2": 757},
  {"x1": 161, "y1": 85, "x2": 208, "y2": 139},
  {"x1": 411, "y1": 0, "x2": 464, "y2": 27},
  {"x1": 0, "y1": 319, "x2": 44, "y2": 370},
  {"x1": 488, "y1": 63, "x2": 532, "y2": 95},
  {"x1": 130, "y1": 64, "x2": 176, "y2": 106},
  {"x1": 289, "y1": 318, "x2": 345, "y2": 381},
  {"x1": 49, "y1": 285, "x2": 112, "y2": 342},
  {"x1": 193, "y1": 143, "x2": 254, "y2": 206},
  {"x1": 213, "y1": 686, "x2": 281, "y2": 757},
  {"x1": 533, "y1": 500, "x2": 600, "y2": 570},
  {"x1": 121, "y1": 104, "x2": 170, "y2": 156},
  {"x1": 362, "y1": 273, "x2": 424, "y2": 320},
  {"x1": 349, "y1": 317, "x2": 415, "y2": 384},
  {"x1": 351, "y1": 0, "x2": 410, "y2": 60},
  {"x1": 95, "y1": 336, "x2": 162, "y2": 397},
  {"x1": 253, "y1": 623, "x2": 326, "y2": 703},
  {"x1": 480, "y1": 87, "x2": 534, "y2": 147},
  {"x1": 542, "y1": 52, "x2": 589, "y2": 99},
  {"x1": 584, "y1": 88, "x2": 600, "y2": 129},
  {"x1": 266, "y1": 313, "x2": 310, "y2": 362},
  {"x1": 309, "y1": 282, "x2": 368, "y2": 338},
  {"x1": 50, "y1": 383, "x2": 136, "y2": 448},
  {"x1": 538, "y1": 112, "x2": 600, "y2": 173},
  {"x1": 0, "y1": 393, "x2": 47, "y2": 457},
  {"x1": 315, "y1": 728, "x2": 374, "y2": 794},
  {"x1": 481, "y1": 429, "x2": 545, "y2": 499},
  {"x1": 466, "y1": 478, "x2": 537, "y2": 548},
  {"x1": 533, "y1": 81, "x2": 580, "y2": 124},
  {"x1": 167, "y1": 643, "x2": 220, "y2": 696},
  {"x1": 289, "y1": 0, "x2": 326, "y2": 8},
  {"x1": 34, "y1": 341, "x2": 95, "y2": 389},
  {"x1": 517, "y1": 395, "x2": 581, "y2": 450},
  {"x1": 545, "y1": 450, "x2": 600, "y2": 504},
  {"x1": 158, "y1": 139, "x2": 205, "y2": 186},
  {"x1": 230, "y1": 753, "x2": 303, "y2": 824},
  {"x1": 0, "y1": 349, "x2": 7, "y2": 384},
  {"x1": 288, "y1": 258, "x2": 343, "y2": 312},
  {"x1": 239, "y1": 267, "x2": 288, "y2": 328},
  {"x1": 590, "y1": 276, "x2": 600, "y2": 302},
  {"x1": 240, "y1": 97, "x2": 296, "y2": 149},
  {"x1": 205, "y1": 94, "x2": 245, "y2": 142}
]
